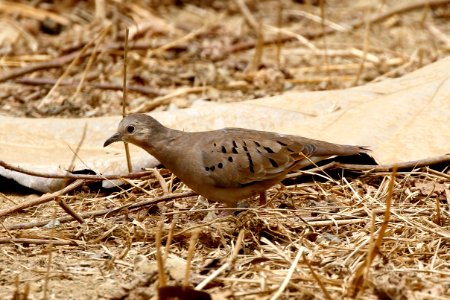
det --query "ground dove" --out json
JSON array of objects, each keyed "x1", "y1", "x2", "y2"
[{"x1": 104, "y1": 113, "x2": 368, "y2": 208}]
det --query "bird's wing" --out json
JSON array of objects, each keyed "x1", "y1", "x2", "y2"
[{"x1": 200, "y1": 128, "x2": 320, "y2": 188}]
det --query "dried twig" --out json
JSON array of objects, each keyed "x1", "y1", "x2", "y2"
[
  {"x1": 0, "y1": 238, "x2": 78, "y2": 246},
  {"x1": 183, "y1": 229, "x2": 199, "y2": 287},
  {"x1": 0, "y1": 179, "x2": 86, "y2": 218},
  {"x1": 4, "y1": 192, "x2": 196, "y2": 230},
  {"x1": 131, "y1": 86, "x2": 210, "y2": 113},
  {"x1": 352, "y1": 19, "x2": 371, "y2": 86},
  {"x1": 195, "y1": 229, "x2": 245, "y2": 290},
  {"x1": 426, "y1": 22, "x2": 450, "y2": 49},
  {"x1": 303, "y1": 252, "x2": 333, "y2": 300},
  {"x1": 55, "y1": 198, "x2": 85, "y2": 224},
  {"x1": 0, "y1": 160, "x2": 154, "y2": 180},
  {"x1": 156, "y1": 221, "x2": 167, "y2": 287},
  {"x1": 122, "y1": 28, "x2": 133, "y2": 173},
  {"x1": 71, "y1": 25, "x2": 111, "y2": 102},
  {"x1": 287, "y1": 154, "x2": 450, "y2": 179},
  {"x1": 0, "y1": 41, "x2": 155, "y2": 83},
  {"x1": 16, "y1": 77, "x2": 162, "y2": 96},
  {"x1": 349, "y1": 168, "x2": 395, "y2": 297},
  {"x1": 37, "y1": 31, "x2": 101, "y2": 109},
  {"x1": 270, "y1": 247, "x2": 304, "y2": 300},
  {"x1": 227, "y1": 0, "x2": 450, "y2": 54},
  {"x1": 0, "y1": 1, "x2": 69, "y2": 25},
  {"x1": 235, "y1": 0, "x2": 259, "y2": 31}
]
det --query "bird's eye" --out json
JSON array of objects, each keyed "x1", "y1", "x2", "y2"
[{"x1": 126, "y1": 125, "x2": 135, "y2": 133}]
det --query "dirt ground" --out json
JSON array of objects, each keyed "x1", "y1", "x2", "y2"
[{"x1": 1, "y1": 0, "x2": 450, "y2": 299}]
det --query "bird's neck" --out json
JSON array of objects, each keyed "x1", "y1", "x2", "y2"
[{"x1": 139, "y1": 126, "x2": 186, "y2": 163}]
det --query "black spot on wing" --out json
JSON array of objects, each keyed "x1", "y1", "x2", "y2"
[
  {"x1": 246, "y1": 152, "x2": 255, "y2": 173},
  {"x1": 277, "y1": 141, "x2": 288, "y2": 146},
  {"x1": 232, "y1": 147, "x2": 238, "y2": 154},
  {"x1": 254, "y1": 141, "x2": 261, "y2": 147},
  {"x1": 228, "y1": 156, "x2": 233, "y2": 162},
  {"x1": 232, "y1": 140, "x2": 237, "y2": 148},
  {"x1": 264, "y1": 147, "x2": 274, "y2": 153},
  {"x1": 218, "y1": 163, "x2": 223, "y2": 168},
  {"x1": 221, "y1": 146, "x2": 227, "y2": 153},
  {"x1": 268, "y1": 158, "x2": 279, "y2": 168}
]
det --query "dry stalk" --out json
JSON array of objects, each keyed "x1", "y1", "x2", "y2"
[
  {"x1": 183, "y1": 229, "x2": 200, "y2": 288},
  {"x1": 131, "y1": 86, "x2": 210, "y2": 113},
  {"x1": 151, "y1": 168, "x2": 169, "y2": 195},
  {"x1": 43, "y1": 209, "x2": 57, "y2": 300},
  {"x1": 156, "y1": 221, "x2": 167, "y2": 287},
  {"x1": 95, "y1": 0, "x2": 106, "y2": 20},
  {"x1": 90, "y1": 224, "x2": 120, "y2": 244},
  {"x1": 433, "y1": 194, "x2": 443, "y2": 226},
  {"x1": 0, "y1": 192, "x2": 17, "y2": 205},
  {"x1": 232, "y1": 229, "x2": 245, "y2": 264},
  {"x1": 37, "y1": 34, "x2": 97, "y2": 109},
  {"x1": 227, "y1": 0, "x2": 450, "y2": 56},
  {"x1": 351, "y1": 0, "x2": 450, "y2": 31},
  {"x1": 164, "y1": 219, "x2": 176, "y2": 262},
  {"x1": 122, "y1": 28, "x2": 132, "y2": 173},
  {"x1": 426, "y1": 22, "x2": 450, "y2": 49},
  {"x1": 269, "y1": 247, "x2": 304, "y2": 300},
  {"x1": 43, "y1": 123, "x2": 87, "y2": 224},
  {"x1": 302, "y1": 252, "x2": 333, "y2": 300},
  {"x1": 349, "y1": 168, "x2": 396, "y2": 297},
  {"x1": 151, "y1": 23, "x2": 210, "y2": 56},
  {"x1": 195, "y1": 229, "x2": 245, "y2": 290},
  {"x1": 12, "y1": 274, "x2": 30, "y2": 300},
  {"x1": 55, "y1": 197, "x2": 84, "y2": 224},
  {"x1": 0, "y1": 160, "x2": 156, "y2": 180},
  {"x1": 319, "y1": 0, "x2": 330, "y2": 83},
  {"x1": 17, "y1": 77, "x2": 161, "y2": 97},
  {"x1": 275, "y1": 2, "x2": 283, "y2": 67},
  {"x1": 235, "y1": 0, "x2": 258, "y2": 31},
  {"x1": 71, "y1": 24, "x2": 111, "y2": 102},
  {"x1": 352, "y1": 18, "x2": 371, "y2": 86},
  {"x1": 0, "y1": 2, "x2": 69, "y2": 25},
  {"x1": 0, "y1": 40, "x2": 159, "y2": 83},
  {"x1": 249, "y1": 22, "x2": 264, "y2": 73},
  {"x1": 0, "y1": 179, "x2": 86, "y2": 217},
  {"x1": 0, "y1": 238, "x2": 78, "y2": 245},
  {"x1": 5, "y1": 192, "x2": 196, "y2": 230}
]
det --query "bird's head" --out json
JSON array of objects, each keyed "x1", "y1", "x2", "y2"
[{"x1": 103, "y1": 113, "x2": 163, "y2": 148}]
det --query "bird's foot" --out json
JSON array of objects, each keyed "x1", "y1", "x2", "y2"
[
  {"x1": 259, "y1": 192, "x2": 267, "y2": 207},
  {"x1": 215, "y1": 202, "x2": 249, "y2": 217}
]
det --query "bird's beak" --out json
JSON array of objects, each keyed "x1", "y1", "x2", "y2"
[{"x1": 103, "y1": 133, "x2": 122, "y2": 147}]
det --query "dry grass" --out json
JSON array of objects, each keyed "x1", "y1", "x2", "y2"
[
  {"x1": 1, "y1": 0, "x2": 450, "y2": 299},
  {"x1": 2, "y1": 168, "x2": 450, "y2": 299}
]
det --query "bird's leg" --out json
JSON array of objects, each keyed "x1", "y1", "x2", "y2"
[
  {"x1": 217, "y1": 201, "x2": 250, "y2": 217},
  {"x1": 217, "y1": 209, "x2": 233, "y2": 217},
  {"x1": 259, "y1": 192, "x2": 267, "y2": 207}
]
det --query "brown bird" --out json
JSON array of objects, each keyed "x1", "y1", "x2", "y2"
[{"x1": 104, "y1": 113, "x2": 368, "y2": 208}]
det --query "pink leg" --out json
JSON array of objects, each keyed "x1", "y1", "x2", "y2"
[
  {"x1": 259, "y1": 192, "x2": 267, "y2": 207},
  {"x1": 218, "y1": 209, "x2": 232, "y2": 217}
]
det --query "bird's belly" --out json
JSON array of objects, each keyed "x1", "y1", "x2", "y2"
[
  {"x1": 185, "y1": 178, "x2": 278, "y2": 207},
  {"x1": 167, "y1": 158, "x2": 283, "y2": 207}
]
